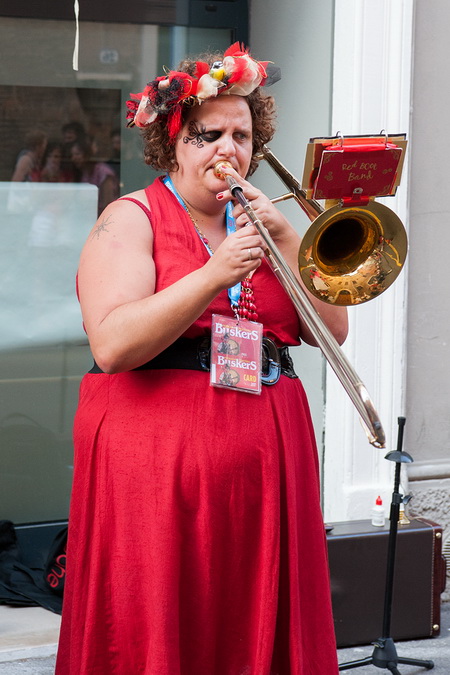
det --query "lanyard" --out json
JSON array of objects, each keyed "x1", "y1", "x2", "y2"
[{"x1": 162, "y1": 175, "x2": 241, "y2": 310}]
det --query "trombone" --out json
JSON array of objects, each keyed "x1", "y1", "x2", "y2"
[{"x1": 214, "y1": 145, "x2": 408, "y2": 449}]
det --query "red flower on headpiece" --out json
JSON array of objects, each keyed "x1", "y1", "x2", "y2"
[
  {"x1": 194, "y1": 61, "x2": 210, "y2": 80},
  {"x1": 223, "y1": 43, "x2": 269, "y2": 95},
  {"x1": 125, "y1": 98, "x2": 139, "y2": 125}
]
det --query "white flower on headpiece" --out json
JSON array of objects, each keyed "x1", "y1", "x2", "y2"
[
  {"x1": 223, "y1": 54, "x2": 263, "y2": 96},
  {"x1": 196, "y1": 74, "x2": 224, "y2": 102},
  {"x1": 134, "y1": 95, "x2": 157, "y2": 128}
]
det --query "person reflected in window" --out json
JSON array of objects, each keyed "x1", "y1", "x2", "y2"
[
  {"x1": 11, "y1": 130, "x2": 47, "y2": 182},
  {"x1": 106, "y1": 127, "x2": 121, "y2": 181},
  {"x1": 61, "y1": 121, "x2": 88, "y2": 177},
  {"x1": 71, "y1": 137, "x2": 119, "y2": 214},
  {"x1": 38, "y1": 141, "x2": 72, "y2": 182},
  {"x1": 61, "y1": 121, "x2": 87, "y2": 154}
]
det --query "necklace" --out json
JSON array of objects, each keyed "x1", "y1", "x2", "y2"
[
  {"x1": 182, "y1": 201, "x2": 258, "y2": 321},
  {"x1": 238, "y1": 276, "x2": 258, "y2": 321},
  {"x1": 182, "y1": 200, "x2": 215, "y2": 256},
  {"x1": 163, "y1": 175, "x2": 258, "y2": 321}
]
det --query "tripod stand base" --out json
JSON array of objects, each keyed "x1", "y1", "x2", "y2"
[{"x1": 338, "y1": 637, "x2": 434, "y2": 672}]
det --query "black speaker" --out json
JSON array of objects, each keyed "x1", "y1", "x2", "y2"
[{"x1": 326, "y1": 517, "x2": 446, "y2": 648}]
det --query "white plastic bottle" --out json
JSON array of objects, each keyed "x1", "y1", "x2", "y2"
[{"x1": 371, "y1": 495, "x2": 385, "y2": 527}]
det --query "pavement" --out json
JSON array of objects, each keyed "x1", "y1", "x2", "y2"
[
  {"x1": 0, "y1": 603, "x2": 449, "y2": 674},
  {"x1": 0, "y1": 605, "x2": 60, "y2": 673}
]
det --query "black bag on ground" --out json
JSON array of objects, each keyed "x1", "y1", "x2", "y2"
[{"x1": 0, "y1": 520, "x2": 63, "y2": 614}]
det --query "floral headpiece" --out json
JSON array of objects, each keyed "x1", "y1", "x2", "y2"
[{"x1": 126, "y1": 42, "x2": 280, "y2": 143}]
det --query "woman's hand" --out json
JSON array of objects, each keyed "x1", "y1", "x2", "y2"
[
  {"x1": 203, "y1": 224, "x2": 265, "y2": 290},
  {"x1": 216, "y1": 166, "x2": 294, "y2": 244}
]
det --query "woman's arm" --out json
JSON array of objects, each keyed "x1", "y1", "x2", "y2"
[
  {"x1": 77, "y1": 196, "x2": 266, "y2": 373},
  {"x1": 97, "y1": 170, "x2": 119, "y2": 214},
  {"x1": 11, "y1": 153, "x2": 33, "y2": 182}
]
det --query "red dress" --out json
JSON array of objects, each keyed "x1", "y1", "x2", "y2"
[{"x1": 56, "y1": 178, "x2": 338, "y2": 674}]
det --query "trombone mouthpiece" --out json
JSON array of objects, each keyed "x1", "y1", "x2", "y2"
[{"x1": 213, "y1": 161, "x2": 233, "y2": 179}]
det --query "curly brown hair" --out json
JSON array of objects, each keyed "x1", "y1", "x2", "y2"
[{"x1": 141, "y1": 51, "x2": 277, "y2": 177}]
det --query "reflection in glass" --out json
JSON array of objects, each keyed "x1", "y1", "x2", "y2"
[
  {"x1": 0, "y1": 17, "x2": 233, "y2": 524},
  {"x1": 0, "y1": 183, "x2": 97, "y2": 522}
]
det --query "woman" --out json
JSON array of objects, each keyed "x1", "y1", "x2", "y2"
[
  {"x1": 11, "y1": 129, "x2": 47, "y2": 182},
  {"x1": 70, "y1": 137, "x2": 119, "y2": 214},
  {"x1": 56, "y1": 44, "x2": 347, "y2": 674},
  {"x1": 38, "y1": 141, "x2": 71, "y2": 182}
]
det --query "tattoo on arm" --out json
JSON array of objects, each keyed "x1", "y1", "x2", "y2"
[{"x1": 92, "y1": 215, "x2": 113, "y2": 239}]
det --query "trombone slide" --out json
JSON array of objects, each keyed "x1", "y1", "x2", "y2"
[{"x1": 215, "y1": 160, "x2": 386, "y2": 448}]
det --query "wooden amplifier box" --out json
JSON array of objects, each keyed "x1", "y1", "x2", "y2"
[{"x1": 326, "y1": 518, "x2": 446, "y2": 648}]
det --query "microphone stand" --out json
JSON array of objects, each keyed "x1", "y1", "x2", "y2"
[{"x1": 338, "y1": 417, "x2": 434, "y2": 673}]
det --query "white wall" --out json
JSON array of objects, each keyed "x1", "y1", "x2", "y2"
[{"x1": 324, "y1": 0, "x2": 413, "y2": 521}]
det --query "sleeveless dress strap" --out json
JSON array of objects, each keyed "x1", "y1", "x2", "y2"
[{"x1": 118, "y1": 197, "x2": 152, "y2": 221}]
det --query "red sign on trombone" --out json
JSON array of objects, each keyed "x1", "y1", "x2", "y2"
[{"x1": 302, "y1": 133, "x2": 407, "y2": 203}]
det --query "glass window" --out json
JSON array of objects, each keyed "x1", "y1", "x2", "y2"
[{"x1": 0, "y1": 17, "x2": 233, "y2": 523}]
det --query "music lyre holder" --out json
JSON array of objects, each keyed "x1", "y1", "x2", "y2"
[{"x1": 338, "y1": 416, "x2": 435, "y2": 674}]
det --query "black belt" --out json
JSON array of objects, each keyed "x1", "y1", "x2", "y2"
[{"x1": 89, "y1": 336, "x2": 297, "y2": 386}]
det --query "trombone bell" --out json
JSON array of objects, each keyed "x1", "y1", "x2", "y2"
[
  {"x1": 260, "y1": 143, "x2": 408, "y2": 307},
  {"x1": 298, "y1": 200, "x2": 407, "y2": 305}
]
